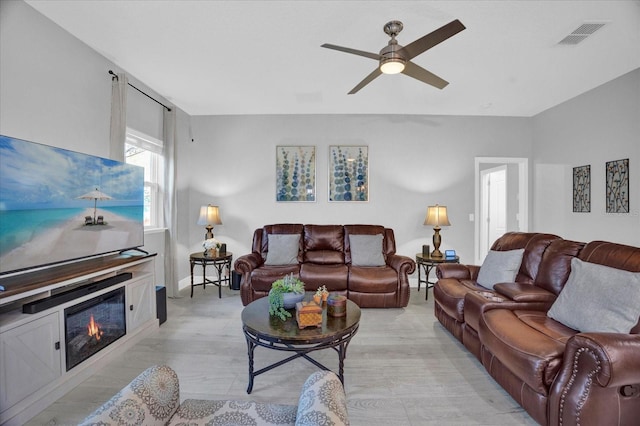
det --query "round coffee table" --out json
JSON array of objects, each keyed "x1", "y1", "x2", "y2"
[{"x1": 241, "y1": 295, "x2": 360, "y2": 393}]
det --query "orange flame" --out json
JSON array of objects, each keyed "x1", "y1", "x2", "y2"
[{"x1": 87, "y1": 314, "x2": 103, "y2": 341}]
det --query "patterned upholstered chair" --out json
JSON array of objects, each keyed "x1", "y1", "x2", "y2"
[{"x1": 80, "y1": 365, "x2": 349, "y2": 426}]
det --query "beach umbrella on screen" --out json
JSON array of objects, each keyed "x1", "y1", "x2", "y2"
[{"x1": 77, "y1": 188, "x2": 112, "y2": 224}]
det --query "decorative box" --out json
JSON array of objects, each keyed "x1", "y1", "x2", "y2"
[
  {"x1": 327, "y1": 294, "x2": 347, "y2": 317},
  {"x1": 295, "y1": 301, "x2": 323, "y2": 329}
]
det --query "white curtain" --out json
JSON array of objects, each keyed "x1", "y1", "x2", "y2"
[
  {"x1": 109, "y1": 73, "x2": 128, "y2": 161},
  {"x1": 163, "y1": 108, "x2": 179, "y2": 298}
]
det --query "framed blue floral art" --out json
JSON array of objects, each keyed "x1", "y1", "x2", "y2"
[
  {"x1": 276, "y1": 146, "x2": 316, "y2": 202},
  {"x1": 328, "y1": 145, "x2": 368, "y2": 202}
]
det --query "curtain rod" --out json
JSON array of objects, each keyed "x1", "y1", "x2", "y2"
[{"x1": 109, "y1": 70, "x2": 172, "y2": 111}]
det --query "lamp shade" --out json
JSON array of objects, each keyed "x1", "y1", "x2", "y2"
[
  {"x1": 424, "y1": 204, "x2": 451, "y2": 227},
  {"x1": 197, "y1": 205, "x2": 222, "y2": 226}
]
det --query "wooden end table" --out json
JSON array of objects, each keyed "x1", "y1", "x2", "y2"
[
  {"x1": 189, "y1": 252, "x2": 232, "y2": 298},
  {"x1": 415, "y1": 253, "x2": 460, "y2": 300},
  {"x1": 241, "y1": 295, "x2": 360, "y2": 394}
]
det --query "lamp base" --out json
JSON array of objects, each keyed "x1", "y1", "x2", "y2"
[
  {"x1": 430, "y1": 249, "x2": 444, "y2": 258},
  {"x1": 204, "y1": 225, "x2": 214, "y2": 240},
  {"x1": 431, "y1": 226, "x2": 443, "y2": 258}
]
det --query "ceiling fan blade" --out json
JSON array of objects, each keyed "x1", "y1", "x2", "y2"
[
  {"x1": 401, "y1": 61, "x2": 449, "y2": 89},
  {"x1": 399, "y1": 19, "x2": 466, "y2": 60},
  {"x1": 321, "y1": 43, "x2": 380, "y2": 61},
  {"x1": 348, "y1": 68, "x2": 383, "y2": 94}
]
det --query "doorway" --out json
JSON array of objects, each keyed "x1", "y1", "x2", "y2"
[
  {"x1": 480, "y1": 165, "x2": 507, "y2": 259},
  {"x1": 474, "y1": 157, "x2": 529, "y2": 264}
]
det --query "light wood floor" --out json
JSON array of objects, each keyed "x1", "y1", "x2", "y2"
[{"x1": 28, "y1": 284, "x2": 536, "y2": 425}]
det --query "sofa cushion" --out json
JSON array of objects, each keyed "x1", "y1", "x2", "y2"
[
  {"x1": 349, "y1": 234, "x2": 385, "y2": 266},
  {"x1": 493, "y1": 283, "x2": 557, "y2": 303},
  {"x1": 250, "y1": 265, "x2": 301, "y2": 291},
  {"x1": 432, "y1": 278, "x2": 484, "y2": 322},
  {"x1": 490, "y1": 232, "x2": 560, "y2": 284},
  {"x1": 534, "y1": 239, "x2": 585, "y2": 295},
  {"x1": 265, "y1": 234, "x2": 300, "y2": 265},
  {"x1": 348, "y1": 266, "x2": 398, "y2": 293},
  {"x1": 476, "y1": 249, "x2": 525, "y2": 289},
  {"x1": 303, "y1": 224, "x2": 345, "y2": 264},
  {"x1": 169, "y1": 399, "x2": 297, "y2": 426},
  {"x1": 344, "y1": 225, "x2": 388, "y2": 264},
  {"x1": 296, "y1": 371, "x2": 349, "y2": 426},
  {"x1": 547, "y1": 258, "x2": 640, "y2": 333},
  {"x1": 300, "y1": 263, "x2": 348, "y2": 291},
  {"x1": 261, "y1": 224, "x2": 304, "y2": 258},
  {"x1": 480, "y1": 309, "x2": 577, "y2": 394}
]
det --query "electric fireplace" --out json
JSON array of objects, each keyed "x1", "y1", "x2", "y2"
[{"x1": 64, "y1": 287, "x2": 126, "y2": 371}]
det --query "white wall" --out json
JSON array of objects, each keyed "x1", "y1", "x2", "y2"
[
  {"x1": 532, "y1": 69, "x2": 640, "y2": 246},
  {"x1": 0, "y1": 0, "x2": 195, "y2": 288},
  {"x1": 0, "y1": 0, "x2": 112, "y2": 156},
  {"x1": 179, "y1": 114, "x2": 532, "y2": 280},
  {"x1": 3, "y1": 1, "x2": 637, "y2": 288}
]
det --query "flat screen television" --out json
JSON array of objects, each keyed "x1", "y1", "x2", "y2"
[{"x1": 0, "y1": 135, "x2": 145, "y2": 275}]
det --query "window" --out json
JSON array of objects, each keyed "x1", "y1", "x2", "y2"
[{"x1": 125, "y1": 129, "x2": 164, "y2": 228}]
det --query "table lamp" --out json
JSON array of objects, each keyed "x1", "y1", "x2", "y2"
[
  {"x1": 197, "y1": 204, "x2": 222, "y2": 240},
  {"x1": 424, "y1": 204, "x2": 451, "y2": 258}
]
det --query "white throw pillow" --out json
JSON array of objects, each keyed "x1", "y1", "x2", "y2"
[
  {"x1": 547, "y1": 258, "x2": 640, "y2": 333},
  {"x1": 349, "y1": 234, "x2": 385, "y2": 266},
  {"x1": 264, "y1": 234, "x2": 300, "y2": 265},
  {"x1": 476, "y1": 249, "x2": 525, "y2": 289}
]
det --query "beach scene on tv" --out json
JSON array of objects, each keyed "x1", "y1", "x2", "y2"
[{"x1": 0, "y1": 135, "x2": 145, "y2": 274}]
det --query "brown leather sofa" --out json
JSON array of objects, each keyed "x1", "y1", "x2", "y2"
[
  {"x1": 234, "y1": 224, "x2": 416, "y2": 308},
  {"x1": 434, "y1": 232, "x2": 640, "y2": 425}
]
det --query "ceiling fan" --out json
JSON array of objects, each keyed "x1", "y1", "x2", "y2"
[{"x1": 321, "y1": 19, "x2": 465, "y2": 94}]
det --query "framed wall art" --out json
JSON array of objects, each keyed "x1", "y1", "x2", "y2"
[
  {"x1": 328, "y1": 145, "x2": 368, "y2": 202},
  {"x1": 276, "y1": 145, "x2": 316, "y2": 202},
  {"x1": 572, "y1": 165, "x2": 590, "y2": 212},
  {"x1": 605, "y1": 158, "x2": 629, "y2": 213}
]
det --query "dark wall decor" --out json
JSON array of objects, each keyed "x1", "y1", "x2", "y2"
[
  {"x1": 573, "y1": 165, "x2": 591, "y2": 212},
  {"x1": 605, "y1": 158, "x2": 629, "y2": 213}
]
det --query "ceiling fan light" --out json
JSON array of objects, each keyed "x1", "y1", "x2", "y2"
[{"x1": 380, "y1": 59, "x2": 405, "y2": 74}]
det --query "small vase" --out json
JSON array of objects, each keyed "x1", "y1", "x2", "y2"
[{"x1": 282, "y1": 292, "x2": 304, "y2": 309}]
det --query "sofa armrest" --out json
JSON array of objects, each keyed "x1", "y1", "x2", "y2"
[
  {"x1": 436, "y1": 264, "x2": 479, "y2": 280},
  {"x1": 386, "y1": 253, "x2": 416, "y2": 275},
  {"x1": 567, "y1": 333, "x2": 640, "y2": 387},
  {"x1": 493, "y1": 282, "x2": 557, "y2": 304},
  {"x1": 233, "y1": 252, "x2": 264, "y2": 274},
  {"x1": 549, "y1": 333, "x2": 640, "y2": 426},
  {"x1": 80, "y1": 365, "x2": 180, "y2": 426},
  {"x1": 296, "y1": 371, "x2": 349, "y2": 426}
]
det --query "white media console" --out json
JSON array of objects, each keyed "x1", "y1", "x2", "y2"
[{"x1": 0, "y1": 253, "x2": 158, "y2": 426}]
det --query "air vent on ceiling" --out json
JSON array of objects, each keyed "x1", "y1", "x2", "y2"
[{"x1": 558, "y1": 22, "x2": 608, "y2": 45}]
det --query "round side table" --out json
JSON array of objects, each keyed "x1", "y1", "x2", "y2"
[
  {"x1": 189, "y1": 252, "x2": 233, "y2": 298},
  {"x1": 415, "y1": 253, "x2": 460, "y2": 300}
]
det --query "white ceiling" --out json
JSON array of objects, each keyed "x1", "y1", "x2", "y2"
[{"x1": 25, "y1": 0, "x2": 640, "y2": 117}]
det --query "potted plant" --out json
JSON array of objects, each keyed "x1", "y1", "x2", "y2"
[
  {"x1": 313, "y1": 285, "x2": 329, "y2": 304},
  {"x1": 269, "y1": 273, "x2": 305, "y2": 320}
]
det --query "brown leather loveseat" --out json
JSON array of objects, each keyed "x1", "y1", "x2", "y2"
[
  {"x1": 434, "y1": 232, "x2": 640, "y2": 425},
  {"x1": 234, "y1": 224, "x2": 416, "y2": 308}
]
